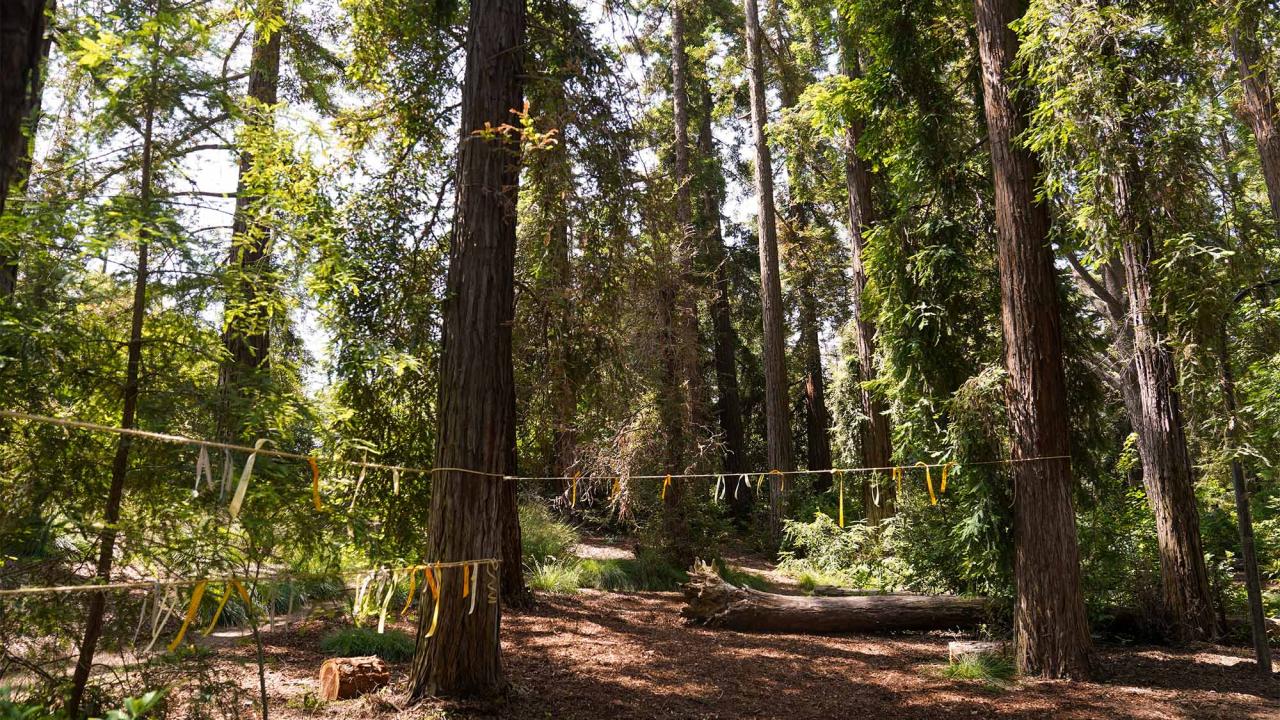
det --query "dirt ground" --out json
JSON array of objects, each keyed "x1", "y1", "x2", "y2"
[{"x1": 202, "y1": 590, "x2": 1280, "y2": 720}]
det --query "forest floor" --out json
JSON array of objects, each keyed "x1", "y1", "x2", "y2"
[{"x1": 188, "y1": 561, "x2": 1280, "y2": 719}]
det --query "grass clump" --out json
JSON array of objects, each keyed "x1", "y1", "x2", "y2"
[
  {"x1": 579, "y1": 547, "x2": 688, "y2": 591},
  {"x1": 714, "y1": 561, "x2": 771, "y2": 591},
  {"x1": 319, "y1": 626, "x2": 415, "y2": 662},
  {"x1": 520, "y1": 502, "x2": 579, "y2": 562},
  {"x1": 527, "y1": 557, "x2": 584, "y2": 593},
  {"x1": 942, "y1": 652, "x2": 1015, "y2": 687}
]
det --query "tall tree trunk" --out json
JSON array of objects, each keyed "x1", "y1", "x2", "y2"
[
  {"x1": 696, "y1": 84, "x2": 749, "y2": 522},
  {"x1": 219, "y1": 0, "x2": 281, "y2": 438},
  {"x1": 743, "y1": 0, "x2": 794, "y2": 541},
  {"x1": 657, "y1": 0, "x2": 700, "y2": 562},
  {"x1": 1228, "y1": 0, "x2": 1280, "y2": 232},
  {"x1": 69, "y1": 51, "x2": 160, "y2": 719},
  {"x1": 973, "y1": 0, "x2": 1091, "y2": 679},
  {"x1": 0, "y1": 0, "x2": 50, "y2": 295},
  {"x1": 406, "y1": 0, "x2": 525, "y2": 699},
  {"x1": 800, "y1": 287, "x2": 832, "y2": 481},
  {"x1": 838, "y1": 35, "x2": 895, "y2": 522},
  {"x1": 1113, "y1": 164, "x2": 1217, "y2": 642}
]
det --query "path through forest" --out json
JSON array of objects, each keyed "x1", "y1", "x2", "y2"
[{"x1": 184, "y1": 550, "x2": 1279, "y2": 719}]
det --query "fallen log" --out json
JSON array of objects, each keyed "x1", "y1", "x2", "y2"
[
  {"x1": 318, "y1": 655, "x2": 390, "y2": 700},
  {"x1": 682, "y1": 563, "x2": 988, "y2": 633}
]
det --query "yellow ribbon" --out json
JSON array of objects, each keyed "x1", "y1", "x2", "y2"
[
  {"x1": 571, "y1": 472, "x2": 580, "y2": 507},
  {"x1": 916, "y1": 461, "x2": 937, "y2": 505},
  {"x1": 941, "y1": 461, "x2": 955, "y2": 494},
  {"x1": 836, "y1": 471, "x2": 845, "y2": 528},
  {"x1": 769, "y1": 469, "x2": 785, "y2": 494},
  {"x1": 401, "y1": 566, "x2": 418, "y2": 616},
  {"x1": 308, "y1": 456, "x2": 322, "y2": 511},
  {"x1": 893, "y1": 466, "x2": 903, "y2": 495},
  {"x1": 463, "y1": 564, "x2": 471, "y2": 598},
  {"x1": 661, "y1": 474, "x2": 672, "y2": 501},
  {"x1": 424, "y1": 565, "x2": 440, "y2": 638},
  {"x1": 230, "y1": 579, "x2": 252, "y2": 608},
  {"x1": 611, "y1": 477, "x2": 621, "y2": 500},
  {"x1": 201, "y1": 582, "x2": 236, "y2": 636},
  {"x1": 168, "y1": 580, "x2": 208, "y2": 652}
]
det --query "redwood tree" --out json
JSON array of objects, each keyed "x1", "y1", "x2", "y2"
[
  {"x1": 743, "y1": 0, "x2": 795, "y2": 540},
  {"x1": 219, "y1": 0, "x2": 282, "y2": 438},
  {"x1": 406, "y1": 0, "x2": 525, "y2": 698},
  {"x1": 1226, "y1": 0, "x2": 1280, "y2": 231},
  {"x1": 837, "y1": 30, "x2": 894, "y2": 522},
  {"x1": 972, "y1": 0, "x2": 1091, "y2": 678},
  {"x1": 0, "y1": 0, "x2": 50, "y2": 295}
]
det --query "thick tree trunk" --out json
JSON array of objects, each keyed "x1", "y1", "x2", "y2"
[
  {"x1": 69, "y1": 71, "x2": 159, "y2": 719},
  {"x1": 696, "y1": 85, "x2": 749, "y2": 523},
  {"x1": 681, "y1": 565, "x2": 988, "y2": 633},
  {"x1": 219, "y1": 0, "x2": 281, "y2": 438},
  {"x1": 406, "y1": 0, "x2": 524, "y2": 699},
  {"x1": 973, "y1": 0, "x2": 1091, "y2": 679},
  {"x1": 839, "y1": 36, "x2": 894, "y2": 522},
  {"x1": 800, "y1": 288, "x2": 832, "y2": 484},
  {"x1": 1228, "y1": 2, "x2": 1280, "y2": 232},
  {"x1": 1113, "y1": 166, "x2": 1217, "y2": 642},
  {"x1": 657, "y1": 0, "x2": 698, "y2": 563},
  {"x1": 742, "y1": 0, "x2": 794, "y2": 541},
  {"x1": 0, "y1": 0, "x2": 50, "y2": 295}
]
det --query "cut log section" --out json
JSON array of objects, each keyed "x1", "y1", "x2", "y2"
[
  {"x1": 948, "y1": 640, "x2": 1008, "y2": 663},
  {"x1": 682, "y1": 563, "x2": 988, "y2": 633},
  {"x1": 318, "y1": 655, "x2": 390, "y2": 700}
]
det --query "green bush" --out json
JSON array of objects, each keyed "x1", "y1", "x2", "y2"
[{"x1": 319, "y1": 626, "x2": 415, "y2": 662}]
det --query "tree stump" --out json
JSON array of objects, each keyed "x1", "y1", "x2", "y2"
[
  {"x1": 318, "y1": 656, "x2": 390, "y2": 700},
  {"x1": 948, "y1": 640, "x2": 1008, "y2": 663},
  {"x1": 682, "y1": 561, "x2": 988, "y2": 633}
]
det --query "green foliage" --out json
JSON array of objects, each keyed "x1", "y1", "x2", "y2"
[
  {"x1": 526, "y1": 557, "x2": 584, "y2": 594},
  {"x1": 942, "y1": 653, "x2": 1016, "y2": 687},
  {"x1": 520, "y1": 502, "x2": 580, "y2": 563},
  {"x1": 319, "y1": 626, "x2": 415, "y2": 662}
]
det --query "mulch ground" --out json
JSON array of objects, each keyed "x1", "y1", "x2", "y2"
[{"x1": 203, "y1": 590, "x2": 1279, "y2": 720}]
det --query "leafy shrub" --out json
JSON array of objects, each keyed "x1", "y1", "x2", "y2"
[
  {"x1": 777, "y1": 513, "x2": 910, "y2": 592},
  {"x1": 319, "y1": 627, "x2": 415, "y2": 662}
]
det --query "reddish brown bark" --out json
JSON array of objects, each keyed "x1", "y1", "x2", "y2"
[
  {"x1": 0, "y1": 0, "x2": 50, "y2": 295},
  {"x1": 838, "y1": 35, "x2": 894, "y2": 522},
  {"x1": 1113, "y1": 165, "x2": 1216, "y2": 641},
  {"x1": 406, "y1": 0, "x2": 525, "y2": 698},
  {"x1": 219, "y1": 0, "x2": 282, "y2": 439},
  {"x1": 1228, "y1": 2, "x2": 1280, "y2": 231},
  {"x1": 742, "y1": 0, "x2": 794, "y2": 541},
  {"x1": 973, "y1": 0, "x2": 1091, "y2": 679}
]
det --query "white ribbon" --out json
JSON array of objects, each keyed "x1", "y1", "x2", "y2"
[
  {"x1": 350, "y1": 452, "x2": 368, "y2": 511},
  {"x1": 219, "y1": 448, "x2": 233, "y2": 500},
  {"x1": 229, "y1": 438, "x2": 269, "y2": 521},
  {"x1": 393, "y1": 468, "x2": 400, "y2": 496},
  {"x1": 468, "y1": 562, "x2": 479, "y2": 615},
  {"x1": 193, "y1": 446, "x2": 213, "y2": 497},
  {"x1": 714, "y1": 475, "x2": 726, "y2": 503}
]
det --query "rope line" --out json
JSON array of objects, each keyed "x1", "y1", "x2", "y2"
[
  {"x1": 1, "y1": 410, "x2": 1071, "y2": 483},
  {"x1": 0, "y1": 559, "x2": 502, "y2": 598}
]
